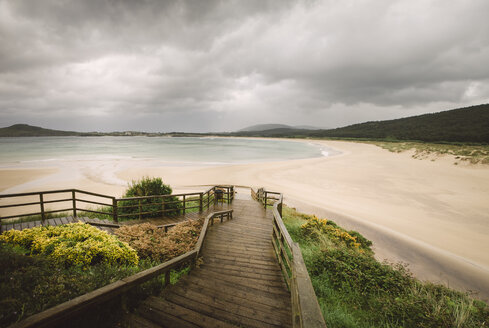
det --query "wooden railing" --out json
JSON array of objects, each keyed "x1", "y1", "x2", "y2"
[
  {"x1": 253, "y1": 188, "x2": 326, "y2": 328},
  {"x1": 0, "y1": 185, "x2": 234, "y2": 226},
  {"x1": 9, "y1": 209, "x2": 234, "y2": 328}
]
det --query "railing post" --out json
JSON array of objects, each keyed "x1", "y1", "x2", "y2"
[
  {"x1": 227, "y1": 187, "x2": 230, "y2": 203},
  {"x1": 138, "y1": 199, "x2": 142, "y2": 220},
  {"x1": 264, "y1": 192, "x2": 268, "y2": 209},
  {"x1": 112, "y1": 198, "x2": 118, "y2": 223},
  {"x1": 164, "y1": 270, "x2": 171, "y2": 287},
  {"x1": 278, "y1": 201, "x2": 283, "y2": 218},
  {"x1": 39, "y1": 193, "x2": 46, "y2": 225},
  {"x1": 183, "y1": 195, "x2": 186, "y2": 215},
  {"x1": 72, "y1": 190, "x2": 77, "y2": 218},
  {"x1": 199, "y1": 193, "x2": 203, "y2": 212},
  {"x1": 162, "y1": 196, "x2": 165, "y2": 218}
]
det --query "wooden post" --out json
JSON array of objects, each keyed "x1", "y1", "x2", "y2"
[
  {"x1": 112, "y1": 198, "x2": 118, "y2": 223},
  {"x1": 164, "y1": 270, "x2": 171, "y2": 286},
  {"x1": 138, "y1": 199, "x2": 142, "y2": 220},
  {"x1": 227, "y1": 187, "x2": 230, "y2": 203},
  {"x1": 72, "y1": 190, "x2": 77, "y2": 218},
  {"x1": 264, "y1": 192, "x2": 268, "y2": 208},
  {"x1": 199, "y1": 193, "x2": 203, "y2": 212},
  {"x1": 39, "y1": 193, "x2": 45, "y2": 225},
  {"x1": 183, "y1": 195, "x2": 186, "y2": 215},
  {"x1": 161, "y1": 197, "x2": 165, "y2": 218},
  {"x1": 278, "y1": 202, "x2": 283, "y2": 218}
]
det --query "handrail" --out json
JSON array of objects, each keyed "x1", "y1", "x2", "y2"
[
  {"x1": 252, "y1": 187, "x2": 326, "y2": 328},
  {"x1": 8, "y1": 209, "x2": 234, "y2": 328},
  {"x1": 0, "y1": 185, "x2": 235, "y2": 225}
]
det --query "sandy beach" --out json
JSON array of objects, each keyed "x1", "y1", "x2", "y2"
[{"x1": 1, "y1": 139, "x2": 489, "y2": 300}]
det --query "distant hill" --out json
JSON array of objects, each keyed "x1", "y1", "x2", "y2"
[
  {"x1": 233, "y1": 104, "x2": 489, "y2": 143},
  {"x1": 239, "y1": 124, "x2": 321, "y2": 132},
  {"x1": 0, "y1": 124, "x2": 80, "y2": 137},
  {"x1": 309, "y1": 104, "x2": 489, "y2": 143},
  {"x1": 239, "y1": 124, "x2": 291, "y2": 132}
]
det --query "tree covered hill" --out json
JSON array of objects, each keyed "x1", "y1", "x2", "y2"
[{"x1": 233, "y1": 104, "x2": 489, "y2": 143}]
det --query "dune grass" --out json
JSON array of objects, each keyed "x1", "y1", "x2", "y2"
[
  {"x1": 370, "y1": 141, "x2": 489, "y2": 164},
  {"x1": 282, "y1": 206, "x2": 489, "y2": 328}
]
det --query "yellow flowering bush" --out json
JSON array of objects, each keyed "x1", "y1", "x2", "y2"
[
  {"x1": 0, "y1": 222, "x2": 138, "y2": 267},
  {"x1": 301, "y1": 215, "x2": 361, "y2": 249}
]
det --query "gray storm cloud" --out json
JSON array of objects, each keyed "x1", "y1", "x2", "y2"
[{"x1": 0, "y1": 0, "x2": 488, "y2": 132}]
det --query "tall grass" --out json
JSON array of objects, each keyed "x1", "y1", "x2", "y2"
[{"x1": 282, "y1": 206, "x2": 489, "y2": 328}]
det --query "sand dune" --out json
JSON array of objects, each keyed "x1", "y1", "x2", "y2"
[{"x1": 1, "y1": 140, "x2": 488, "y2": 300}]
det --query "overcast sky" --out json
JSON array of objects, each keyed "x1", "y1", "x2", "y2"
[{"x1": 0, "y1": 0, "x2": 488, "y2": 132}]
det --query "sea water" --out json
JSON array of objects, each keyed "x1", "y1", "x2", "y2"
[
  {"x1": 0, "y1": 136, "x2": 334, "y2": 166},
  {"x1": 0, "y1": 136, "x2": 338, "y2": 191}
]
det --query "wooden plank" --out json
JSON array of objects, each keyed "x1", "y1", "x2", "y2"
[
  {"x1": 291, "y1": 243, "x2": 326, "y2": 328},
  {"x1": 137, "y1": 303, "x2": 200, "y2": 328},
  {"x1": 178, "y1": 281, "x2": 292, "y2": 319},
  {"x1": 124, "y1": 313, "x2": 162, "y2": 328},
  {"x1": 144, "y1": 297, "x2": 237, "y2": 328},
  {"x1": 182, "y1": 275, "x2": 291, "y2": 310},
  {"x1": 166, "y1": 286, "x2": 289, "y2": 327}
]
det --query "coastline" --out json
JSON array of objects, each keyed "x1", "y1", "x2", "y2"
[{"x1": 1, "y1": 139, "x2": 489, "y2": 299}]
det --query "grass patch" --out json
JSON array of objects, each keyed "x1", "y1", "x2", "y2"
[
  {"x1": 282, "y1": 206, "x2": 489, "y2": 328},
  {"x1": 370, "y1": 141, "x2": 489, "y2": 164}
]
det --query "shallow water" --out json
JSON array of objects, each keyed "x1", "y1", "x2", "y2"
[{"x1": 0, "y1": 136, "x2": 333, "y2": 166}]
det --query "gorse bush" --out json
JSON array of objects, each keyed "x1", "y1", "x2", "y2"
[
  {"x1": 0, "y1": 222, "x2": 138, "y2": 268},
  {"x1": 301, "y1": 215, "x2": 371, "y2": 251},
  {"x1": 119, "y1": 177, "x2": 181, "y2": 219},
  {"x1": 115, "y1": 219, "x2": 203, "y2": 262},
  {"x1": 282, "y1": 206, "x2": 489, "y2": 328},
  {"x1": 0, "y1": 243, "x2": 157, "y2": 327}
]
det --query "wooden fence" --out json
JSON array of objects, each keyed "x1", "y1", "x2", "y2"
[
  {"x1": 0, "y1": 186, "x2": 234, "y2": 227},
  {"x1": 253, "y1": 188, "x2": 326, "y2": 328},
  {"x1": 8, "y1": 209, "x2": 234, "y2": 328}
]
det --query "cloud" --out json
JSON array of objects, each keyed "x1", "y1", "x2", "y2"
[{"x1": 0, "y1": 0, "x2": 488, "y2": 132}]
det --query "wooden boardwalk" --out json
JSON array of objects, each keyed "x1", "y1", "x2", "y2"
[{"x1": 126, "y1": 199, "x2": 292, "y2": 328}]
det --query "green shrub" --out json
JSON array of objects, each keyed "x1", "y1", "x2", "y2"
[
  {"x1": 119, "y1": 177, "x2": 181, "y2": 219},
  {"x1": 0, "y1": 222, "x2": 138, "y2": 268},
  {"x1": 0, "y1": 243, "x2": 149, "y2": 327},
  {"x1": 282, "y1": 205, "x2": 489, "y2": 328}
]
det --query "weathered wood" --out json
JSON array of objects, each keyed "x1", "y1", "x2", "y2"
[
  {"x1": 39, "y1": 193, "x2": 45, "y2": 223},
  {"x1": 71, "y1": 191, "x2": 77, "y2": 217}
]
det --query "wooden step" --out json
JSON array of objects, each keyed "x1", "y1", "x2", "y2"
[
  {"x1": 123, "y1": 313, "x2": 163, "y2": 328},
  {"x1": 138, "y1": 297, "x2": 238, "y2": 328}
]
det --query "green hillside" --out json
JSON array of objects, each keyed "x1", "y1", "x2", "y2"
[
  {"x1": 0, "y1": 124, "x2": 80, "y2": 137},
  {"x1": 233, "y1": 104, "x2": 489, "y2": 143}
]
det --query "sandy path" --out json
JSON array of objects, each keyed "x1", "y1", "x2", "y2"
[{"x1": 1, "y1": 140, "x2": 488, "y2": 299}]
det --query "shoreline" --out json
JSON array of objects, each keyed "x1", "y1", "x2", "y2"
[{"x1": 1, "y1": 139, "x2": 489, "y2": 300}]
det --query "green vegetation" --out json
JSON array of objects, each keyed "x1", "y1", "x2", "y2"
[
  {"x1": 0, "y1": 223, "x2": 138, "y2": 268},
  {"x1": 282, "y1": 206, "x2": 489, "y2": 328},
  {"x1": 0, "y1": 218, "x2": 198, "y2": 326},
  {"x1": 0, "y1": 124, "x2": 80, "y2": 137},
  {"x1": 370, "y1": 141, "x2": 489, "y2": 164},
  {"x1": 119, "y1": 177, "x2": 182, "y2": 219},
  {"x1": 231, "y1": 104, "x2": 489, "y2": 144}
]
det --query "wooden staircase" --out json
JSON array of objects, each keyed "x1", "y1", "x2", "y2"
[{"x1": 124, "y1": 199, "x2": 292, "y2": 328}]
